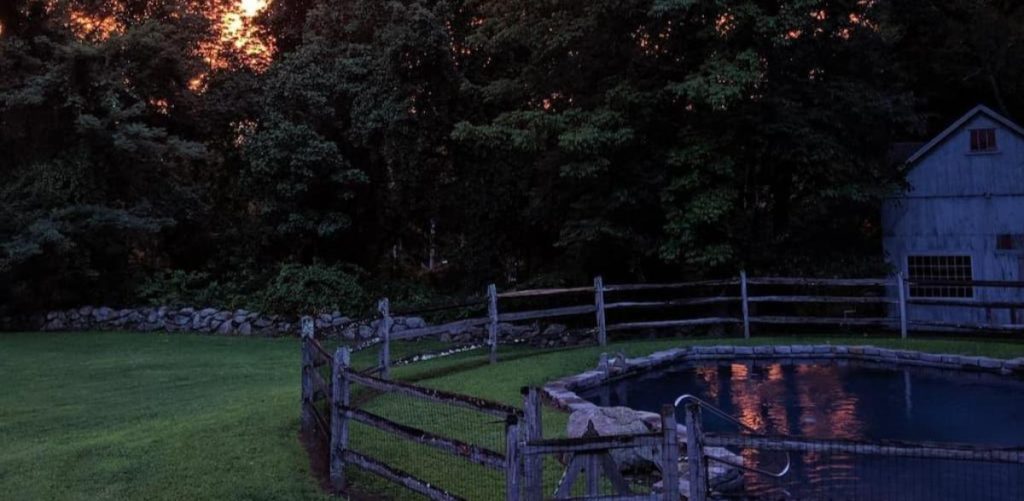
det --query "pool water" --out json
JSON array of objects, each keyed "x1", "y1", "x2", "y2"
[{"x1": 578, "y1": 359, "x2": 1024, "y2": 500}]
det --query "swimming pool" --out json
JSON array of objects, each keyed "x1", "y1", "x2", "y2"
[{"x1": 577, "y1": 358, "x2": 1024, "y2": 500}]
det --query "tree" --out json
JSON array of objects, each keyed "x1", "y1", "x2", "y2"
[{"x1": 0, "y1": 1, "x2": 213, "y2": 311}]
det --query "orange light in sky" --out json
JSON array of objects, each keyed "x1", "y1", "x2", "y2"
[
  {"x1": 204, "y1": 0, "x2": 275, "y2": 71},
  {"x1": 62, "y1": 0, "x2": 274, "y2": 75}
]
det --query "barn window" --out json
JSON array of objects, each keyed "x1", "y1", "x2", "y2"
[
  {"x1": 907, "y1": 255, "x2": 974, "y2": 298},
  {"x1": 969, "y1": 128, "x2": 997, "y2": 152}
]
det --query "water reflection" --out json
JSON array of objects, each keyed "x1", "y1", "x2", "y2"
[{"x1": 579, "y1": 359, "x2": 1024, "y2": 500}]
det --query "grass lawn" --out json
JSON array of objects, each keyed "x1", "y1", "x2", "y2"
[{"x1": 2, "y1": 331, "x2": 1023, "y2": 500}]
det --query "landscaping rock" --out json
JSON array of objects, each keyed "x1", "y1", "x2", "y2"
[
  {"x1": 542, "y1": 323, "x2": 568, "y2": 336},
  {"x1": 567, "y1": 407, "x2": 655, "y2": 469}
]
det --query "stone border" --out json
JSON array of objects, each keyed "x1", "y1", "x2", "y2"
[{"x1": 543, "y1": 344, "x2": 1024, "y2": 417}]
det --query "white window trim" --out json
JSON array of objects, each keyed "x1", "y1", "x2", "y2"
[{"x1": 905, "y1": 253, "x2": 976, "y2": 302}]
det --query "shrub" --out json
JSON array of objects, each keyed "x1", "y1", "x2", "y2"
[
  {"x1": 254, "y1": 263, "x2": 367, "y2": 315},
  {"x1": 136, "y1": 270, "x2": 245, "y2": 309}
]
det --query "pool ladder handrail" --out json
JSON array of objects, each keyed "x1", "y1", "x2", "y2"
[{"x1": 674, "y1": 394, "x2": 792, "y2": 479}]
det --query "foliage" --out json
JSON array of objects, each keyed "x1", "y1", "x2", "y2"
[
  {"x1": 2, "y1": 0, "x2": 1020, "y2": 313},
  {"x1": 253, "y1": 263, "x2": 367, "y2": 315},
  {"x1": 135, "y1": 270, "x2": 247, "y2": 309}
]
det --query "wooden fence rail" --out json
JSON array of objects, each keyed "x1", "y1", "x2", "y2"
[
  {"x1": 367, "y1": 274, "x2": 1024, "y2": 378},
  {"x1": 330, "y1": 346, "x2": 522, "y2": 499}
]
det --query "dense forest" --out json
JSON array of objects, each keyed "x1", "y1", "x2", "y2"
[{"x1": 2, "y1": 0, "x2": 1024, "y2": 315}]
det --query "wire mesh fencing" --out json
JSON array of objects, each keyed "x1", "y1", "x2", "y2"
[
  {"x1": 701, "y1": 433, "x2": 1024, "y2": 501},
  {"x1": 335, "y1": 361, "x2": 520, "y2": 501}
]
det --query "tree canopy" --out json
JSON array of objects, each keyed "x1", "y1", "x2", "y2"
[{"x1": 1, "y1": 0, "x2": 1018, "y2": 314}]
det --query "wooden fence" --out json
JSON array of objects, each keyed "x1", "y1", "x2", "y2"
[
  {"x1": 300, "y1": 317, "x2": 334, "y2": 440},
  {"x1": 330, "y1": 345, "x2": 523, "y2": 501},
  {"x1": 303, "y1": 327, "x2": 1024, "y2": 500},
  {"x1": 366, "y1": 274, "x2": 1024, "y2": 378}
]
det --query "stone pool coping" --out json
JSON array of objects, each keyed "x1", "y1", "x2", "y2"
[{"x1": 542, "y1": 344, "x2": 1024, "y2": 423}]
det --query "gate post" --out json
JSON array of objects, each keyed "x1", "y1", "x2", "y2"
[
  {"x1": 330, "y1": 347, "x2": 351, "y2": 491},
  {"x1": 300, "y1": 316, "x2": 315, "y2": 433},
  {"x1": 378, "y1": 298, "x2": 392, "y2": 379},
  {"x1": 594, "y1": 276, "x2": 607, "y2": 346},
  {"x1": 488, "y1": 284, "x2": 499, "y2": 364},
  {"x1": 660, "y1": 404, "x2": 681, "y2": 501},
  {"x1": 505, "y1": 414, "x2": 521, "y2": 501},
  {"x1": 684, "y1": 403, "x2": 708, "y2": 501},
  {"x1": 522, "y1": 387, "x2": 543, "y2": 500},
  {"x1": 897, "y1": 272, "x2": 909, "y2": 339},
  {"x1": 740, "y1": 271, "x2": 751, "y2": 339}
]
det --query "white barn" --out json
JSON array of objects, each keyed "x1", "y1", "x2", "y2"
[{"x1": 883, "y1": 105, "x2": 1024, "y2": 326}]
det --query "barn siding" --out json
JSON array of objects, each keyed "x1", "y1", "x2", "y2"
[{"x1": 883, "y1": 111, "x2": 1024, "y2": 325}]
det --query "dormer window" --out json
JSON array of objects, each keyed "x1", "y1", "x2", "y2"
[{"x1": 969, "y1": 128, "x2": 997, "y2": 152}]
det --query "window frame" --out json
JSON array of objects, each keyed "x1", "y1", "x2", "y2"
[
  {"x1": 905, "y1": 254, "x2": 976, "y2": 300},
  {"x1": 969, "y1": 128, "x2": 998, "y2": 154}
]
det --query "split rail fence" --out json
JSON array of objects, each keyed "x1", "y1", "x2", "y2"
[
  {"x1": 364, "y1": 274, "x2": 1024, "y2": 378},
  {"x1": 302, "y1": 330, "x2": 1024, "y2": 501}
]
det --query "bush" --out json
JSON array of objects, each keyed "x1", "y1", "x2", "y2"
[
  {"x1": 136, "y1": 270, "x2": 246, "y2": 309},
  {"x1": 253, "y1": 263, "x2": 367, "y2": 315},
  {"x1": 137, "y1": 264, "x2": 368, "y2": 316}
]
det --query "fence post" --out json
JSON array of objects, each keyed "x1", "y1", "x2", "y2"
[
  {"x1": 594, "y1": 276, "x2": 607, "y2": 346},
  {"x1": 522, "y1": 387, "x2": 543, "y2": 500},
  {"x1": 661, "y1": 404, "x2": 681, "y2": 501},
  {"x1": 330, "y1": 347, "x2": 351, "y2": 492},
  {"x1": 378, "y1": 298, "x2": 392, "y2": 379},
  {"x1": 300, "y1": 316, "x2": 315, "y2": 433},
  {"x1": 684, "y1": 403, "x2": 707, "y2": 501},
  {"x1": 488, "y1": 284, "x2": 499, "y2": 364},
  {"x1": 505, "y1": 414, "x2": 521, "y2": 501},
  {"x1": 897, "y1": 272, "x2": 908, "y2": 340},
  {"x1": 740, "y1": 271, "x2": 751, "y2": 339}
]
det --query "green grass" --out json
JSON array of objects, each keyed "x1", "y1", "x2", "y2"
[{"x1": 2, "y1": 331, "x2": 1024, "y2": 500}]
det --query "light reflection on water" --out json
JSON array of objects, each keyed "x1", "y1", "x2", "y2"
[{"x1": 579, "y1": 359, "x2": 1024, "y2": 500}]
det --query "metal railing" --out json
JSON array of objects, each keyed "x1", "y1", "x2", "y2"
[{"x1": 673, "y1": 394, "x2": 791, "y2": 479}]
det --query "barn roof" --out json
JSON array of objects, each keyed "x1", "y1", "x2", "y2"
[{"x1": 906, "y1": 105, "x2": 1024, "y2": 165}]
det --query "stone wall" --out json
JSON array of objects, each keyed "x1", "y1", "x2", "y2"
[
  {"x1": 2, "y1": 306, "x2": 423, "y2": 339},
  {"x1": 2, "y1": 305, "x2": 600, "y2": 347}
]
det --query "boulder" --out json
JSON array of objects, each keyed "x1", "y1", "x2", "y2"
[
  {"x1": 567, "y1": 407, "x2": 655, "y2": 469},
  {"x1": 358, "y1": 324, "x2": 374, "y2": 339},
  {"x1": 341, "y1": 327, "x2": 356, "y2": 340},
  {"x1": 405, "y1": 316, "x2": 427, "y2": 329},
  {"x1": 93, "y1": 307, "x2": 113, "y2": 322},
  {"x1": 238, "y1": 322, "x2": 252, "y2": 336},
  {"x1": 542, "y1": 323, "x2": 567, "y2": 336},
  {"x1": 217, "y1": 321, "x2": 233, "y2": 335}
]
